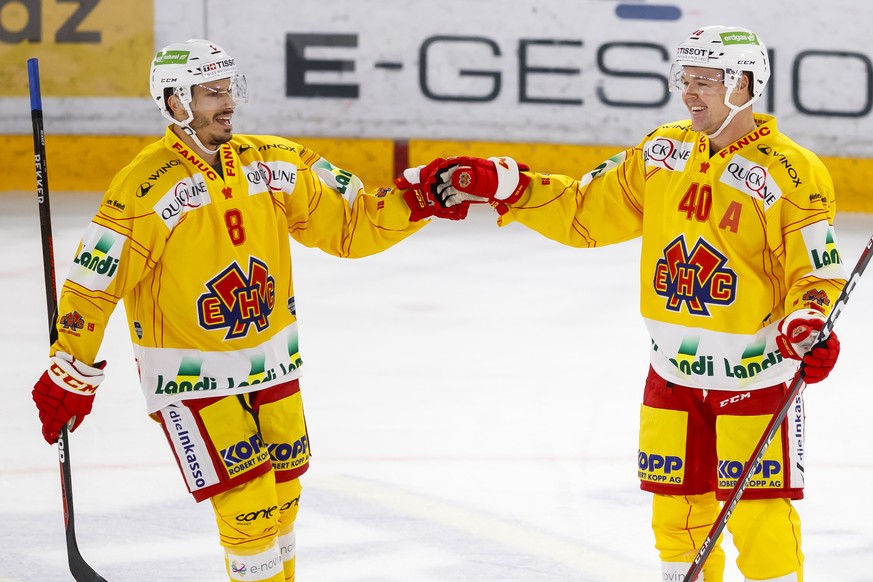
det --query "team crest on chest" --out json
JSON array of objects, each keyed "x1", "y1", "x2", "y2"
[
  {"x1": 653, "y1": 235, "x2": 737, "y2": 315},
  {"x1": 197, "y1": 257, "x2": 276, "y2": 339}
]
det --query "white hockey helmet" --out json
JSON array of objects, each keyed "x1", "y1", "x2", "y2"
[
  {"x1": 149, "y1": 39, "x2": 248, "y2": 128},
  {"x1": 669, "y1": 26, "x2": 770, "y2": 103},
  {"x1": 669, "y1": 26, "x2": 770, "y2": 139}
]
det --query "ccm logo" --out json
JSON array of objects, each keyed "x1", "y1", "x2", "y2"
[
  {"x1": 49, "y1": 362, "x2": 99, "y2": 394},
  {"x1": 720, "y1": 392, "x2": 751, "y2": 407}
]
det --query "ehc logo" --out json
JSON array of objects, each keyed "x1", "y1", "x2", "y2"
[
  {"x1": 60, "y1": 311, "x2": 85, "y2": 331},
  {"x1": 197, "y1": 257, "x2": 276, "y2": 339},
  {"x1": 653, "y1": 235, "x2": 737, "y2": 316}
]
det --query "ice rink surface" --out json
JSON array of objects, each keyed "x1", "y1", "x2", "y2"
[{"x1": 2, "y1": 191, "x2": 871, "y2": 581}]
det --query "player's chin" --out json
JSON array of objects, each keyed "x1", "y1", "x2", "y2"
[{"x1": 211, "y1": 125, "x2": 234, "y2": 143}]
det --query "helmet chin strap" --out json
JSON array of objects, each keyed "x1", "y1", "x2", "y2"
[
  {"x1": 704, "y1": 106, "x2": 743, "y2": 141},
  {"x1": 162, "y1": 94, "x2": 221, "y2": 156},
  {"x1": 180, "y1": 124, "x2": 220, "y2": 155},
  {"x1": 704, "y1": 83, "x2": 760, "y2": 141}
]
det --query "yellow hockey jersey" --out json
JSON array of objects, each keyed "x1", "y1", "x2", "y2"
[
  {"x1": 499, "y1": 114, "x2": 846, "y2": 391},
  {"x1": 52, "y1": 127, "x2": 424, "y2": 412}
]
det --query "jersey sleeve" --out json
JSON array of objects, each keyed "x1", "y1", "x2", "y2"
[
  {"x1": 284, "y1": 146, "x2": 425, "y2": 257},
  {"x1": 773, "y1": 158, "x2": 846, "y2": 317},
  {"x1": 51, "y1": 184, "x2": 167, "y2": 365},
  {"x1": 497, "y1": 145, "x2": 647, "y2": 248}
]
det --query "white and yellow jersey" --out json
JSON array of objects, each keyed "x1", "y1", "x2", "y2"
[
  {"x1": 499, "y1": 114, "x2": 846, "y2": 391},
  {"x1": 53, "y1": 127, "x2": 424, "y2": 412}
]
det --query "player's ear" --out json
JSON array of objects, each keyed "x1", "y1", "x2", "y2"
[
  {"x1": 740, "y1": 73, "x2": 751, "y2": 93},
  {"x1": 166, "y1": 93, "x2": 181, "y2": 116}
]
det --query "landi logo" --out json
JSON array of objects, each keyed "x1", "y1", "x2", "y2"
[
  {"x1": 671, "y1": 336, "x2": 714, "y2": 377},
  {"x1": 68, "y1": 225, "x2": 123, "y2": 292},
  {"x1": 74, "y1": 232, "x2": 120, "y2": 277},
  {"x1": 801, "y1": 223, "x2": 842, "y2": 272},
  {"x1": 154, "y1": 357, "x2": 217, "y2": 395}
]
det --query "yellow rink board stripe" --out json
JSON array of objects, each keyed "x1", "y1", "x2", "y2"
[
  {"x1": 0, "y1": 134, "x2": 394, "y2": 195},
  {"x1": 410, "y1": 140, "x2": 873, "y2": 214},
  {"x1": 3, "y1": 135, "x2": 871, "y2": 213}
]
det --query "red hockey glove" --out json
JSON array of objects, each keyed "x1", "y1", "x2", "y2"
[
  {"x1": 426, "y1": 156, "x2": 531, "y2": 215},
  {"x1": 776, "y1": 309, "x2": 840, "y2": 384},
  {"x1": 396, "y1": 158, "x2": 469, "y2": 221},
  {"x1": 800, "y1": 336, "x2": 840, "y2": 383},
  {"x1": 32, "y1": 352, "x2": 106, "y2": 444}
]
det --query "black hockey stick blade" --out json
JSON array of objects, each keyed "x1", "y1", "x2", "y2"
[
  {"x1": 685, "y1": 234, "x2": 873, "y2": 581},
  {"x1": 58, "y1": 428, "x2": 107, "y2": 581},
  {"x1": 28, "y1": 57, "x2": 108, "y2": 582}
]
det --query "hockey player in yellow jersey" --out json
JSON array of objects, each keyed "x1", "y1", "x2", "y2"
[
  {"x1": 31, "y1": 39, "x2": 463, "y2": 582},
  {"x1": 413, "y1": 26, "x2": 845, "y2": 582}
]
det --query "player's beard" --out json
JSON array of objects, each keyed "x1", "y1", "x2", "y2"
[{"x1": 189, "y1": 110, "x2": 234, "y2": 150}]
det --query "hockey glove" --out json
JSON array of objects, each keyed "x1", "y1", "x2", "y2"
[
  {"x1": 776, "y1": 309, "x2": 840, "y2": 383},
  {"x1": 396, "y1": 158, "x2": 469, "y2": 221},
  {"x1": 33, "y1": 352, "x2": 106, "y2": 444},
  {"x1": 426, "y1": 156, "x2": 531, "y2": 215}
]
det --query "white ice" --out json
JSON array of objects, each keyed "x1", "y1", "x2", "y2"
[{"x1": 2, "y1": 192, "x2": 872, "y2": 581}]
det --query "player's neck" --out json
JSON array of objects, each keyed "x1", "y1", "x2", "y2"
[
  {"x1": 709, "y1": 110, "x2": 758, "y2": 153},
  {"x1": 171, "y1": 124, "x2": 220, "y2": 165}
]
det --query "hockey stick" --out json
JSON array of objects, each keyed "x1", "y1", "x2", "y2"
[
  {"x1": 28, "y1": 58, "x2": 108, "y2": 582},
  {"x1": 685, "y1": 234, "x2": 873, "y2": 581}
]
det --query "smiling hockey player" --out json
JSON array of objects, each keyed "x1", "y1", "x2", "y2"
[
  {"x1": 414, "y1": 25, "x2": 845, "y2": 582},
  {"x1": 31, "y1": 38, "x2": 462, "y2": 581}
]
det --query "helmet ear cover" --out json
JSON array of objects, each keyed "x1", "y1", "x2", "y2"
[
  {"x1": 172, "y1": 85, "x2": 193, "y2": 104},
  {"x1": 162, "y1": 86, "x2": 190, "y2": 117}
]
